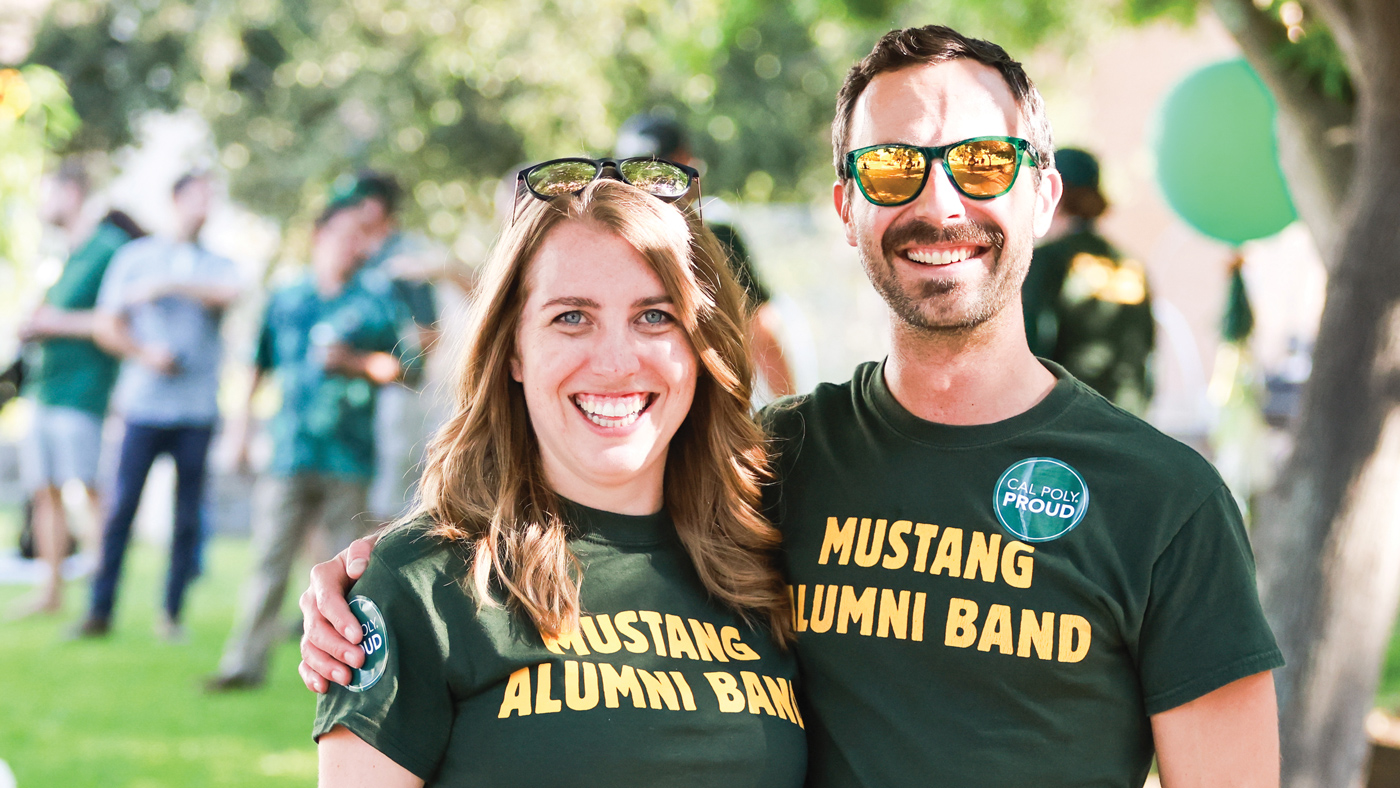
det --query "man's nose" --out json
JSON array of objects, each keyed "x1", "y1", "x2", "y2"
[{"x1": 910, "y1": 161, "x2": 968, "y2": 222}]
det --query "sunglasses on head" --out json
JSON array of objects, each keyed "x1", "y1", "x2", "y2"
[
  {"x1": 517, "y1": 156, "x2": 700, "y2": 207},
  {"x1": 843, "y1": 136, "x2": 1044, "y2": 206}
]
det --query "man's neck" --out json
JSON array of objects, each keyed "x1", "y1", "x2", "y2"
[{"x1": 883, "y1": 306, "x2": 1056, "y2": 426}]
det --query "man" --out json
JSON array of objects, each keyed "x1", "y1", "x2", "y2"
[
  {"x1": 334, "y1": 173, "x2": 438, "y2": 522},
  {"x1": 1022, "y1": 147, "x2": 1155, "y2": 413},
  {"x1": 299, "y1": 26, "x2": 1281, "y2": 787},
  {"x1": 10, "y1": 163, "x2": 142, "y2": 618},
  {"x1": 616, "y1": 113, "x2": 797, "y2": 398},
  {"x1": 77, "y1": 172, "x2": 241, "y2": 639},
  {"x1": 207, "y1": 202, "x2": 414, "y2": 690}
]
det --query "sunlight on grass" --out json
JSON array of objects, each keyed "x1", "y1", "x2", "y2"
[{"x1": 0, "y1": 508, "x2": 318, "y2": 787}]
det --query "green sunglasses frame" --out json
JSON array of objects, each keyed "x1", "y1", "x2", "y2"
[{"x1": 843, "y1": 136, "x2": 1044, "y2": 206}]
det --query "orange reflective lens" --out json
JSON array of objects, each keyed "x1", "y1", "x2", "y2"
[
  {"x1": 846, "y1": 137, "x2": 1036, "y2": 206},
  {"x1": 852, "y1": 145, "x2": 929, "y2": 205},
  {"x1": 945, "y1": 139, "x2": 1020, "y2": 197}
]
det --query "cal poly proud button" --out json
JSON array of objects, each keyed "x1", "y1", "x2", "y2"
[
  {"x1": 347, "y1": 595, "x2": 388, "y2": 692},
  {"x1": 994, "y1": 457, "x2": 1089, "y2": 542}
]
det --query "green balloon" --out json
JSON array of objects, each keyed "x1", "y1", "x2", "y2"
[{"x1": 1155, "y1": 59, "x2": 1297, "y2": 245}]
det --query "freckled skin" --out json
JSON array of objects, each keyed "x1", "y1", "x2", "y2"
[{"x1": 511, "y1": 220, "x2": 697, "y2": 515}]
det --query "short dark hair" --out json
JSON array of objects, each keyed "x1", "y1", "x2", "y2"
[
  {"x1": 172, "y1": 171, "x2": 208, "y2": 197},
  {"x1": 55, "y1": 159, "x2": 89, "y2": 193},
  {"x1": 833, "y1": 25, "x2": 1054, "y2": 179},
  {"x1": 615, "y1": 113, "x2": 688, "y2": 160},
  {"x1": 352, "y1": 171, "x2": 401, "y2": 215}
]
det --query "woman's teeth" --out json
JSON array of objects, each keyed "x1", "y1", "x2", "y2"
[
  {"x1": 906, "y1": 246, "x2": 978, "y2": 266},
  {"x1": 573, "y1": 393, "x2": 651, "y2": 427}
]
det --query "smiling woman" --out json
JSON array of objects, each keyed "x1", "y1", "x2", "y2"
[{"x1": 313, "y1": 178, "x2": 804, "y2": 788}]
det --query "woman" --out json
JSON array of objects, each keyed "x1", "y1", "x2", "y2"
[{"x1": 314, "y1": 168, "x2": 806, "y2": 787}]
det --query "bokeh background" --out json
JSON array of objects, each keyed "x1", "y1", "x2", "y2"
[{"x1": 0, "y1": 0, "x2": 1395, "y2": 786}]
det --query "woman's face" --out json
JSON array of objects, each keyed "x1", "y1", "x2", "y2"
[{"x1": 512, "y1": 220, "x2": 698, "y2": 511}]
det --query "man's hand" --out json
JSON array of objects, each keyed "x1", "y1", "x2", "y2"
[
  {"x1": 323, "y1": 344, "x2": 401, "y2": 385},
  {"x1": 298, "y1": 533, "x2": 381, "y2": 693},
  {"x1": 139, "y1": 346, "x2": 180, "y2": 375}
]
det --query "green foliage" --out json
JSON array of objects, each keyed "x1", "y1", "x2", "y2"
[
  {"x1": 25, "y1": 2, "x2": 197, "y2": 153},
  {"x1": 0, "y1": 64, "x2": 79, "y2": 278},
  {"x1": 19, "y1": 0, "x2": 1355, "y2": 237}
]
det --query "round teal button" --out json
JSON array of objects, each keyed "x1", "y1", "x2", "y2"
[
  {"x1": 994, "y1": 457, "x2": 1089, "y2": 542},
  {"x1": 347, "y1": 595, "x2": 387, "y2": 692}
]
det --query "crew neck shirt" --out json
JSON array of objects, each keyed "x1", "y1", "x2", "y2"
[
  {"x1": 315, "y1": 501, "x2": 806, "y2": 787},
  {"x1": 762, "y1": 359, "x2": 1281, "y2": 788}
]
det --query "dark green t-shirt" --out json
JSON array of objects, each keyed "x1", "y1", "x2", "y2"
[
  {"x1": 1023, "y1": 228, "x2": 1155, "y2": 413},
  {"x1": 761, "y1": 360, "x2": 1281, "y2": 788},
  {"x1": 314, "y1": 504, "x2": 806, "y2": 787},
  {"x1": 27, "y1": 221, "x2": 133, "y2": 414}
]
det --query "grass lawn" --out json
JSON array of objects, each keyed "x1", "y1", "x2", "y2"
[
  {"x1": 0, "y1": 507, "x2": 319, "y2": 787},
  {"x1": 10, "y1": 503, "x2": 1400, "y2": 787}
]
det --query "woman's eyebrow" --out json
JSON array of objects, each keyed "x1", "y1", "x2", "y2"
[
  {"x1": 634, "y1": 295, "x2": 674, "y2": 308},
  {"x1": 541, "y1": 296, "x2": 600, "y2": 309}
]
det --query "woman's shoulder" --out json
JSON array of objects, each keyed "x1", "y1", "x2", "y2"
[{"x1": 368, "y1": 518, "x2": 472, "y2": 585}]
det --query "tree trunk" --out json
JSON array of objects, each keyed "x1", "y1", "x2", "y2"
[{"x1": 1248, "y1": 1, "x2": 1400, "y2": 784}]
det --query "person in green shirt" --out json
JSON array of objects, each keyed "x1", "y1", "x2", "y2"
[
  {"x1": 302, "y1": 26, "x2": 1281, "y2": 788},
  {"x1": 1022, "y1": 147, "x2": 1155, "y2": 414},
  {"x1": 207, "y1": 201, "x2": 415, "y2": 690},
  {"x1": 311, "y1": 173, "x2": 804, "y2": 787},
  {"x1": 12, "y1": 162, "x2": 142, "y2": 619}
]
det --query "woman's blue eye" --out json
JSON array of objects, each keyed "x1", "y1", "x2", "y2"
[
  {"x1": 557, "y1": 311, "x2": 584, "y2": 325},
  {"x1": 640, "y1": 309, "x2": 671, "y2": 325}
]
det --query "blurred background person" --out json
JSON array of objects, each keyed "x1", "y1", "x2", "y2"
[
  {"x1": 331, "y1": 173, "x2": 438, "y2": 523},
  {"x1": 8, "y1": 160, "x2": 144, "y2": 619},
  {"x1": 208, "y1": 200, "x2": 415, "y2": 691},
  {"x1": 1022, "y1": 148, "x2": 1155, "y2": 415},
  {"x1": 614, "y1": 113, "x2": 795, "y2": 399},
  {"x1": 77, "y1": 171, "x2": 241, "y2": 640}
]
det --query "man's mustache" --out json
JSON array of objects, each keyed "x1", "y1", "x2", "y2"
[{"x1": 882, "y1": 219, "x2": 1004, "y2": 258}]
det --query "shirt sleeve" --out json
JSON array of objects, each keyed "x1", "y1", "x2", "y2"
[
  {"x1": 95, "y1": 242, "x2": 138, "y2": 313},
  {"x1": 1136, "y1": 484, "x2": 1284, "y2": 715},
  {"x1": 253, "y1": 300, "x2": 276, "y2": 372},
  {"x1": 313, "y1": 555, "x2": 455, "y2": 780}
]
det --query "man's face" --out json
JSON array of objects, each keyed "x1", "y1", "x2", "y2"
[
  {"x1": 834, "y1": 60, "x2": 1061, "y2": 334},
  {"x1": 357, "y1": 197, "x2": 392, "y2": 233},
  {"x1": 172, "y1": 177, "x2": 214, "y2": 235},
  {"x1": 313, "y1": 208, "x2": 367, "y2": 281}
]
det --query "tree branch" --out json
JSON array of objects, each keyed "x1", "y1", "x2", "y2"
[{"x1": 1210, "y1": 0, "x2": 1354, "y2": 264}]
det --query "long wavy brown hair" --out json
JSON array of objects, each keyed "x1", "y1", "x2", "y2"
[{"x1": 408, "y1": 179, "x2": 792, "y2": 643}]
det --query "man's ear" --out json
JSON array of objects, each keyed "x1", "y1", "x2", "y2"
[
  {"x1": 1032, "y1": 168, "x2": 1063, "y2": 239},
  {"x1": 833, "y1": 180, "x2": 858, "y2": 248}
]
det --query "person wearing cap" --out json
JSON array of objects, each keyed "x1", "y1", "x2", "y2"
[
  {"x1": 615, "y1": 114, "x2": 795, "y2": 399},
  {"x1": 207, "y1": 200, "x2": 418, "y2": 690},
  {"x1": 330, "y1": 173, "x2": 444, "y2": 522},
  {"x1": 1022, "y1": 148, "x2": 1155, "y2": 413}
]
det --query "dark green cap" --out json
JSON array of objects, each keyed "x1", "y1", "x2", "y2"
[{"x1": 1055, "y1": 148, "x2": 1100, "y2": 191}]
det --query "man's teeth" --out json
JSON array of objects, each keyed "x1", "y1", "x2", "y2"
[
  {"x1": 574, "y1": 393, "x2": 651, "y2": 427},
  {"x1": 906, "y1": 246, "x2": 978, "y2": 266}
]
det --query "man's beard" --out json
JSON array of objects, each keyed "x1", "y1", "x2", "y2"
[{"x1": 859, "y1": 217, "x2": 1029, "y2": 334}]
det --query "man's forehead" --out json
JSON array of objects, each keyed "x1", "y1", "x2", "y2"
[{"x1": 849, "y1": 60, "x2": 1024, "y2": 147}]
